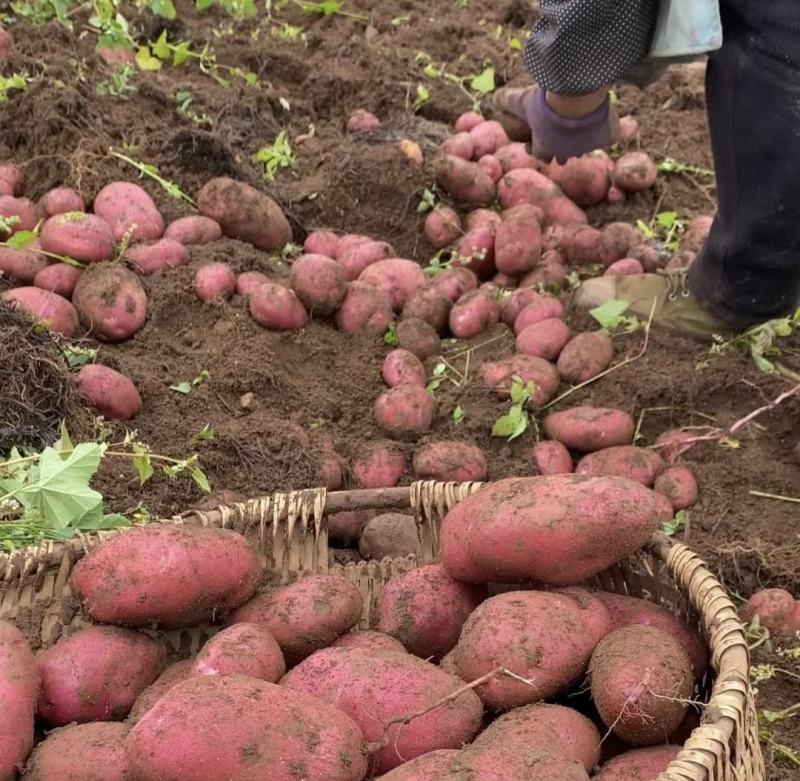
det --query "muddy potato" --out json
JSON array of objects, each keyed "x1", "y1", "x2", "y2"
[{"x1": 360, "y1": 513, "x2": 418, "y2": 560}]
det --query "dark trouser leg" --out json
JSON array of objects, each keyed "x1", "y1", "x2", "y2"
[{"x1": 689, "y1": 0, "x2": 800, "y2": 329}]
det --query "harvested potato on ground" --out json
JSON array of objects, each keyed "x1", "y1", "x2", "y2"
[
  {"x1": 337, "y1": 239, "x2": 394, "y2": 280},
  {"x1": 557, "y1": 331, "x2": 614, "y2": 383},
  {"x1": 127, "y1": 660, "x2": 194, "y2": 724},
  {"x1": 332, "y1": 629, "x2": 407, "y2": 654},
  {"x1": 441, "y1": 475, "x2": 662, "y2": 584},
  {"x1": 352, "y1": 440, "x2": 406, "y2": 488},
  {"x1": 605, "y1": 257, "x2": 644, "y2": 276},
  {"x1": 377, "y1": 563, "x2": 486, "y2": 659},
  {"x1": 335, "y1": 281, "x2": 393, "y2": 334},
  {"x1": 412, "y1": 440, "x2": 487, "y2": 483},
  {"x1": 547, "y1": 152, "x2": 611, "y2": 206},
  {"x1": 40, "y1": 212, "x2": 114, "y2": 263},
  {"x1": 195, "y1": 262, "x2": 236, "y2": 301},
  {"x1": 0, "y1": 195, "x2": 37, "y2": 235},
  {"x1": 2, "y1": 287, "x2": 79, "y2": 337},
  {"x1": 497, "y1": 167, "x2": 560, "y2": 210},
  {"x1": 448, "y1": 741, "x2": 590, "y2": 781},
  {"x1": 359, "y1": 513, "x2": 418, "y2": 560},
  {"x1": 454, "y1": 589, "x2": 610, "y2": 708},
  {"x1": 382, "y1": 348, "x2": 426, "y2": 388},
  {"x1": 590, "y1": 625, "x2": 693, "y2": 745},
  {"x1": 479, "y1": 354, "x2": 560, "y2": 406},
  {"x1": 93, "y1": 182, "x2": 164, "y2": 241},
  {"x1": 576, "y1": 445, "x2": 665, "y2": 486},
  {"x1": 513, "y1": 295, "x2": 565, "y2": 334},
  {"x1": 501, "y1": 287, "x2": 546, "y2": 326},
  {"x1": 613, "y1": 152, "x2": 658, "y2": 192},
  {"x1": 376, "y1": 749, "x2": 462, "y2": 780},
  {"x1": 71, "y1": 525, "x2": 262, "y2": 628},
  {"x1": 38, "y1": 187, "x2": 85, "y2": 218},
  {"x1": 516, "y1": 318, "x2": 572, "y2": 360},
  {"x1": 234, "y1": 270, "x2": 269, "y2": 296},
  {"x1": 282, "y1": 647, "x2": 483, "y2": 775},
  {"x1": 75, "y1": 363, "x2": 142, "y2": 420},
  {"x1": 0, "y1": 244, "x2": 50, "y2": 284},
  {"x1": 478, "y1": 154, "x2": 503, "y2": 183},
  {"x1": 543, "y1": 406, "x2": 635, "y2": 452},
  {"x1": 469, "y1": 120, "x2": 509, "y2": 157},
  {"x1": 228, "y1": 574, "x2": 362, "y2": 665},
  {"x1": 602, "y1": 221, "x2": 645, "y2": 258},
  {"x1": 424, "y1": 206, "x2": 462, "y2": 249},
  {"x1": 435, "y1": 154, "x2": 496, "y2": 205},
  {"x1": 532, "y1": 440, "x2": 574, "y2": 475},
  {"x1": 401, "y1": 287, "x2": 451, "y2": 331},
  {"x1": 359, "y1": 258, "x2": 429, "y2": 312},
  {"x1": 0, "y1": 163, "x2": 23, "y2": 196},
  {"x1": 449, "y1": 289, "x2": 500, "y2": 339},
  {"x1": 455, "y1": 110, "x2": 483, "y2": 133},
  {"x1": 197, "y1": 176, "x2": 292, "y2": 251},
  {"x1": 290, "y1": 253, "x2": 348, "y2": 314},
  {"x1": 374, "y1": 384, "x2": 436, "y2": 438},
  {"x1": 653, "y1": 428, "x2": 696, "y2": 461},
  {"x1": 347, "y1": 108, "x2": 380, "y2": 133},
  {"x1": 126, "y1": 238, "x2": 189, "y2": 275},
  {"x1": 441, "y1": 132, "x2": 475, "y2": 160},
  {"x1": 593, "y1": 744, "x2": 682, "y2": 781},
  {"x1": 36, "y1": 626, "x2": 166, "y2": 726},
  {"x1": 125, "y1": 675, "x2": 367, "y2": 781},
  {"x1": 397, "y1": 317, "x2": 441, "y2": 358},
  {"x1": 329, "y1": 510, "x2": 375, "y2": 543},
  {"x1": 21, "y1": 722, "x2": 132, "y2": 781},
  {"x1": 740, "y1": 588, "x2": 797, "y2": 634},
  {"x1": 304, "y1": 229, "x2": 340, "y2": 258},
  {"x1": 495, "y1": 142, "x2": 539, "y2": 172},
  {"x1": 193, "y1": 623, "x2": 285, "y2": 683},
  {"x1": 431, "y1": 266, "x2": 479, "y2": 302},
  {"x1": 519, "y1": 258, "x2": 567, "y2": 290},
  {"x1": 72, "y1": 265, "x2": 147, "y2": 342},
  {"x1": 163, "y1": 214, "x2": 221, "y2": 245},
  {"x1": 249, "y1": 282, "x2": 307, "y2": 330},
  {"x1": 654, "y1": 464, "x2": 698, "y2": 509},
  {"x1": 494, "y1": 204, "x2": 542, "y2": 275},
  {"x1": 454, "y1": 224, "x2": 496, "y2": 279}
]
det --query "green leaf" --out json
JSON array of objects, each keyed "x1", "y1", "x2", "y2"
[
  {"x1": 148, "y1": 0, "x2": 177, "y2": 19},
  {"x1": 509, "y1": 378, "x2": 526, "y2": 404},
  {"x1": 52, "y1": 421, "x2": 74, "y2": 457},
  {"x1": 132, "y1": 450, "x2": 154, "y2": 484},
  {"x1": 383, "y1": 322, "x2": 398, "y2": 346},
  {"x1": 191, "y1": 424, "x2": 215, "y2": 443},
  {"x1": 452, "y1": 405, "x2": 465, "y2": 424},
  {"x1": 135, "y1": 46, "x2": 162, "y2": 71},
  {"x1": 509, "y1": 410, "x2": 529, "y2": 440},
  {"x1": 172, "y1": 42, "x2": 191, "y2": 66},
  {"x1": 470, "y1": 66, "x2": 495, "y2": 95},
  {"x1": 170, "y1": 381, "x2": 193, "y2": 394},
  {"x1": 152, "y1": 31, "x2": 171, "y2": 59},
  {"x1": 422, "y1": 63, "x2": 440, "y2": 79},
  {"x1": 196, "y1": 0, "x2": 214, "y2": 9},
  {"x1": 656, "y1": 211, "x2": 678, "y2": 230},
  {"x1": 509, "y1": 37, "x2": 522, "y2": 50},
  {"x1": 589, "y1": 299, "x2": 630, "y2": 330},
  {"x1": 74, "y1": 512, "x2": 130, "y2": 531},
  {"x1": 7, "y1": 230, "x2": 37, "y2": 249},
  {"x1": 190, "y1": 467, "x2": 211, "y2": 492}
]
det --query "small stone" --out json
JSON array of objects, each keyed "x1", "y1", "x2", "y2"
[{"x1": 240, "y1": 392, "x2": 256, "y2": 410}]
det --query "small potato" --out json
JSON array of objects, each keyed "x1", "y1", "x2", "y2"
[
  {"x1": 126, "y1": 238, "x2": 188, "y2": 275},
  {"x1": 334, "y1": 281, "x2": 393, "y2": 334},
  {"x1": 337, "y1": 238, "x2": 393, "y2": 280},
  {"x1": 127, "y1": 660, "x2": 194, "y2": 724},
  {"x1": 195, "y1": 262, "x2": 236, "y2": 301},
  {"x1": 653, "y1": 428, "x2": 696, "y2": 461},
  {"x1": 532, "y1": 440, "x2": 574, "y2": 475},
  {"x1": 740, "y1": 588, "x2": 796, "y2": 633},
  {"x1": 163, "y1": 215, "x2": 221, "y2": 245},
  {"x1": 514, "y1": 295, "x2": 565, "y2": 334},
  {"x1": 75, "y1": 363, "x2": 142, "y2": 420},
  {"x1": 359, "y1": 258, "x2": 429, "y2": 312},
  {"x1": 346, "y1": 108, "x2": 380, "y2": 133},
  {"x1": 316, "y1": 437, "x2": 345, "y2": 490},
  {"x1": 455, "y1": 225, "x2": 496, "y2": 279},
  {"x1": 593, "y1": 745, "x2": 681, "y2": 781},
  {"x1": 547, "y1": 153, "x2": 610, "y2": 207},
  {"x1": 249, "y1": 282, "x2": 307, "y2": 330},
  {"x1": 519, "y1": 260, "x2": 567, "y2": 290},
  {"x1": 333, "y1": 630, "x2": 407, "y2": 654},
  {"x1": 0, "y1": 195, "x2": 37, "y2": 236},
  {"x1": 516, "y1": 318, "x2": 572, "y2": 360},
  {"x1": 557, "y1": 331, "x2": 614, "y2": 383},
  {"x1": 375, "y1": 384, "x2": 436, "y2": 438},
  {"x1": 479, "y1": 354, "x2": 560, "y2": 406},
  {"x1": 478, "y1": 154, "x2": 503, "y2": 183},
  {"x1": 0, "y1": 162, "x2": 23, "y2": 196},
  {"x1": 654, "y1": 464, "x2": 698, "y2": 510},
  {"x1": 424, "y1": 206, "x2": 462, "y2": 249},
  {"x1": 618, "y1": 114, "x2": 640, "y2": 142},
  {"x1": 412, "y1": 440, "x2": 487, "y2": 482},
  {"x1": 612, "y1": 152, "x2": 658, "y2": 192},
  {"x1": 449, "y1": 289, "x2": 500, "y2": 339},
  {"x1": 38, "y1": 187, "x2": 85, "y2": 218},
  {"x1": 290, "y1": 253, "x2": 348, "y2": 315},
  {"x1": 553, "y1": 224, "x2": 619, "y2": 267},
  {"x1": 402, "y1": 287, "x2": 451, "y2": 332},
  {"x1": 377, "y1": 563, "x2": 486, "y2": 659},
  {"x1": 441, "y1": 132, "x2": 475, "y2": 160},
  {"x1": 495, "y1": 204, "x2": 542, "y2": 275},
  {"x1": 72, "y1": 264, "x2": 147, "y2": 342},
  {"x1": 352, "y1": 440, "x2": 405, "y2": 488},
  {"x1": 235, "y1": 270, "x2": 269, "y2": 296},
  {"x1": 3, "y1": 287, "x2": 79, "y2": 337},
  {"x1": 501, "y1": 287, "x2": 545, "y2": 326},
  {"x1": 382, "y1": 348, "x2": 426, "y2": 388},
  {"x1": 602, "y1": 221, "x2": 645, "y2": 258},
  {"x1": 397, "y1": 317, "x2": 441, "y2": 359},
  {"x1": 469, "y1": 120, "x2": 510, "y2": 158},
  {"x1": 0, "y1": 244, "x2": 50, "y2": 283},
  {"x1": 431, "y1": 266, "x2": 478, "y2": 302},
  {"x1": 454, "y1": 110, "x2": 484, "y2": 133},
  {"x1": 229, "y1": 575, "x2": 363, "y2": 664},
  {"x1": 303, "y1": 229, "x2": 340, "y2": 258},
  {"x1": 329, "y1": 510, "x2": 376, "y2": 543},
  {"x1": 34, "y1": 262, "x2": 82, "y2": 298},
  {"x1": 435, "y1": 154, "x2": 496, "y2": 205},
  {"x1": 604, "y1": 257, "x2": 644, "y2": 276},
  {"x1": 576, "y1": 445, "x2": 665, "y2": 487},
  {"x1": 606, "y1": 185, "x2": 625, "y2": 204},
  {"x1": 360, "y1": 513, "x2": 418, "y2": 560},
  {"x1": 543, "y1": 406, "x2": 635, "y2": 452},
  {"x1": 495, "y1": 142, "x2": 539, "y2": 173},
  {"x1": 497, "y1": 168, "x2": 559, "y2": 210},
  {"x1": 193, "y1": 623, "x2": 285, "y2": 683},
  {"x1": 93, "y1": 182, "x2": 164, "y2": 242}
]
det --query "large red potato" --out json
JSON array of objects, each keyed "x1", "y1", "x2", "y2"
[
  {"x1": 359, "y1": 258, "x2": 428, "y2": 312},
  {"x1": 193, "y1": 623, "x2": 285, "y2": 683},
  {"x1": 431, "y1": 266, "x2": 478, "y2": 302},
  {"x1": 402, "y1": 288, "x2": 451, "y2": 332},
  {"x1": 575, "y1": 445, "x2": 665, "y2": 486},
  {"x1": 38, "y1": 187, "x2": 85, "y2": 218},
  {"x1": 454, "y1": 225, "x2": 495, "y2": 279},
  {"x1": 382, "y1": 348, "x2": 426, "y2": 388},
  {"x1": 424, "y1": 206, "x2": 461, "y2": 248},
  {"x1": 448, "y1": 289, "x2": 500, "y2": 339},
  {"x1": 396, "y1": 317, "x2": 441, "y2": 359},
  {"x1": 497, "y1": 168, "x2": 559, "y2": 210},
  {"x1": 33, "y1": 263, "x2": 82, "y2": 298},
  {"x1": 235, "y1": 270, "x2": 269, "y2": 296},
  {"x1": 337, "y1": 239, "x2": 394, "y2": 280},
  {"x1": 543, "y1": 406, "x2": 635, "y2": 452},
  {"x1": 72, "y1": 265, "x2": 147, "y2": 342},
  {"x1": 304, "y1": 229, "x2": 340, "y2": 258},
  {"x1": 335, "y1": 281, "x2": 393, "y2": 334},
  {"x1": 557, "y1": 331, "x2": 614, "y2": 383},
  {"x1": 351, "y1": 440, "x2": 405, "y2": 488},
  {"x1": 516, "y1": 318, "x2": 572, "y2": 361},
  {"x1": 434, "y1": 155, "x2": 496, "y2": 205},
  {"x1": 375, "y1": 385, "x2": 436, "y2": 438},
  {"x1": 195, "y1": 262, "x2": 236, "y2": 301},
  {"x1": 0, "y1": 245, "x2": 50, "y2": 284},
  {"x1": 93, "y1": 182, "x2": 164, "y2": 241},
  {"x1": 469, "y1": 120, "x2": 509, "y2": 157},
  {"x1": 494, "y1": 204, "x2": 542, "y2": 275},
  {"x1": 74, "y1": 363, "x2": 142, "y2": 420},
  {"x1": 40, "y1": 212, "x2": 114, "y2": 263},
  {"x1": 546, "y1": 152, "x2": 611, "y2": 206},
  {"x1": 412, "y1": 440, "x2": 487, "y2": 483},
  {"x1": 532, "y1": 440, "x2": 574, "y2": 475},
  {"x1": 126, "y1": 238, "x2": 189, "y2": 275},
  {"x1": 612, "y1": 152, "x2": 658, "y2": 192},
  {"x1": 291, "y1": 253, "x2": 348, "y2": 314},
  {"x1": 249, "y1": 282, "x2": 307, "y2": 330},
  {"x1": 2, "y1": 287, "x2": 79, "y2": 337},
  {"x1": 593, "y1": 745, "x2": 682, "y2": 781},
  {"x1": 127, "y1": 660, "x2": 194, "y2": 724},
  {"x1": 479, "y1": 354, "x2": 560, "y2": 406},
  {"x1": 163, "y1": 214, "x2": 222, "y2": 245}
]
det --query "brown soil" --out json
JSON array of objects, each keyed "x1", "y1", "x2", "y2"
[{"x1": 1, "y1": 0, "x2": 798, "y2": 775}]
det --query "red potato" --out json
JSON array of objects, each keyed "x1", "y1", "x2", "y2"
[
  {"x1": 412, "y1": 440, "x2": 487, "y2": 483},
  {"x1": 22, "y1": 722, "x2": 133, "y2": 781},
  {"x1": 455, "y1": 110, "x2": 484, "y2": 133},
  {"x1": 479, "y1": 354, "x2": 560, "y2": 406},
  {"x1": 595, "y1": 591, "x2": 709, "y2": 678},
  {"x1": 478, "y1": 154, "x2": 503, "y2": 183},
  {"x1": 0, "y1": 196, "x2": 37, "y2": 236},
  {"x1": 497, "y1": 168, "x2": 560, "y2": 210},
  {"x1": 0, "y1": 621, "x2": 38, "y2": 781},
  {"x1": 654, "y1": 428, "x2": 696, "y2": 461},
  {"x1": 513, "y1": 295, "x2": 565, "y2": 334},
  {"x1": 290, "y1": 253, "x2": 347, "y2": 315},
  {"x1": 229, "y1": 575, "x2": 362, "y2": 665},
  {"x1": 739, "y1": 588, "x2": 796, "y2": 633},
  {"x1": 359, "y1": 258, "x2": 428, "y2": 312},
  {"x1": 0, "y1": 163, "x2": 23, "y2": 196},
  {"x1": 375, "y1": 384, "x2": 436, "y2": 438},
  {"x1": 352, "y1": 440, "x2": 405, "y2": 488},
  {"x1": 71, "y1": 525, "x2": 262, "y2": 628},
  {"x1": 449, "y1": 741, "x2": 590, "y2": 781},
  {"x1": 38, "y1": 187, "x2": 85, "y2": 218},
  {"x1": 603, "y1": 221, "x2": 645, "y2": 259},
  {"x1": 249, "y1": 282, "x2": 307, "y2": 330},
  {"x1": 618, "y1": 114, "x2": 640, "y2": 143},
  {"x1": 36, "y1": 626, "x2": 166, "y2": 726},
  {"x1": 346, "y1": 108, "x2": 380, "y2": 133},
  {"x1": 335, "y1": 281, "x2": 393, "y2": 334},
  {"x1": 235, "y1": 270, "x2": 269, "y2": 296},
  {"x1": 519, "y1": 259, "x2": 567, "y2": 290},
  {"x1": 431, "y1": 266, "x2": 478, "y2": 302},
  {"x1": 193, "y1": 623, "x2": 285, "y2": 683},
  {"x1": 376, "y1": 749, "x2": 462, "y2": 780},
  {"x1": 382, "y1": 348, "x2": 426, "y2": 388},
  {"x1": 402, "y1": 288, "x2": 451, "y2": 332},
  {"x1": 629, "y1": 240, "x2": 672, "y2": 272},
  {"x1": 0, "y1": 244, "x2": 50, "y2": 283},
  {"x1": 594, "y1": 745, "x2": 681, "y2": 781},
  {"x1": 397, "y1": 317, "x2": 441, "y2": 359},
  {"x1": 127, "y1": 660, "x2": 193, "y2": 724},
  {"x1": 494, "y1": 204, "x2": 542, "y2": 275},
  {"x1": 590, "y1": 625, "x2": 693, "y2": 746},
  {"x1": 72, "y1": 264, "x2": 147, "y2": 342},
  {"x1": 491, "y1": 272, "x2": 517, "y2": 288},
  {"x1": 455, "y1": 224, "x2": 496, "y2": 279},
  {"x1": 654, "y1": 464, "x2": 698, "y2": 510},
  {"x1": 576, "y1": 445, "x2": 665, "y2": 486},
  {"x1": 516, "y1": 318, "x2": 572, "y2": 360},
  {"x1": 553, "y1": 223, "x2": 619, "y2": 267},
  {"x1": 441, "y1": 132, "x2": 475, "y2": 160},
  {"x1": 163, "y1": 214, "x2": 221, "y2": 245},
  {"x1": 449, "y1": 289, "x2": 500, "y2": 339},
  {"x1": 495, "y1": 142, "x2": 539, "y2": 173},
  {"x1": 605, "y1": 257, "x2": 644, "y2": 276},
  {"x1": 780, "y1": 603, "x2": 800, "y2": 638},
  {"x1": 337, "y1": 239, "x2": 394, "y2": 281},
  {"x1": 440, "y1": 475, "x2": 662, "y2": 585},
  {"x1": 93, "y1": 182, "x2": 164, "y2": 242},
  {"x1": 532, "y1": 440, "x2": 574, "y2": 475},
  {"x1": 2, "y1": 287, "x2": 78, "y2": 337},
  {"x1": 466, "y1": 208, "x2": 503, "y2": 231},
  {"x1": 681, "y1": 214, "x2": 714, "y2": 253},
  {"x1": 543, "y1": 406, "x2": 635, "y2": 452},
  {"x1": 126, "y1": 237, "x2": 188, "y2": 275},
  {"x1": 558, "y1": 331, "x2": 614, "y2": 383},
  {"x1": 377, "y1": 564, "x2": 486, "y2": 659},
  {"x1": 434, "y1": 155, "x2": 496, "y2": 205},
  {"x1": 125, "y1": 675, "x2": 367, "y2": 781},
  {"x1": 666, "y1": 249, "x2": 697, "y2": 272},
  {"x1": 470, "y1": 703, "x2": 601, "y2": 772},
  {"x1": 612, "y1": 152, "x2": 658, "y2": 192},
  {"x1": 195, "y1": 262, "x2": 237, "y2": 301},
  {"x1": 75, "y1": 363, "x2": 142, "y2": 420},
  {"x1": 540, "y1": 195, "x2": 588, "y2": 227},
  {"x1": 197, "y1": 176, "x2": 292, "y2": 251},
  {"x1": 316, "y1": 437, "x2": 345, "y2": 490},
  {"x1": 359, "y1": 513, "x2": 418, "y2": 560},
  {"x1": 282, "y1": 648, "x2": 483, "y2": 775},
  {"x1": 606, "y1": 185, "x2": 625, "y2": 204},
  {"x1": 547, "y1": 153, "x2": 610, "y2": 206},
  {"x1": 469, "y1": 120, "x2": 509, "y2": 158},
  {"x1": 333, "y1": 629, "x2": 407, "y2": 653},
  {"x1": 501, "y1": 287, "x2": 547, "y2": 326},
  {"x1": 303, "y1": 229, "x2": 340, "y2": 257},
  {"x1": 424, "y1": 205, "x2": 462, "y2": 248},
  {"x1": 454, "y1": 589, "x2": 610, "y2": 708},
  {"x1": 34, "y1": 262, "x2": 82, "y2": 297}
]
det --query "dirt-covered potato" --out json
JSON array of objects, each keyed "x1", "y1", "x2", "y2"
[
  {"x1": 359, "y1": 513, "x2": 418, "y2": 560},
  {"x1": 72, "y1": 265, "x2": 147, "y2": 342}
]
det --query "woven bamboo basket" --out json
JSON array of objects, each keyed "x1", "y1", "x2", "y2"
[{"x1": 0, "y1": 481, "x2": 764, "y2": 781}]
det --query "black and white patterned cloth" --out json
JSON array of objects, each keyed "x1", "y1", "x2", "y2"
[{"x1": 524, "y1": 0, "x2": 661, "y2": 95}]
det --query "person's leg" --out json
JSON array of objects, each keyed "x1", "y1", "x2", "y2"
[{"x1": 688, "y1": 0, "x2": 800, "y2": 329}]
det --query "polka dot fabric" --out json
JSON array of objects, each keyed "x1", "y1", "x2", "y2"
[{"x1": 524, "y1": 0, "x2": 661, "y2": 95}]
